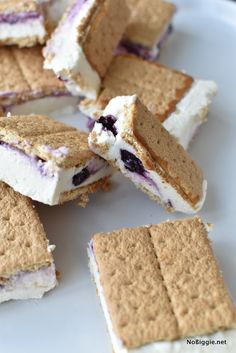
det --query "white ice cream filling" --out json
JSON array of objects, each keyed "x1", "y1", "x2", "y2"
[
  {"x1": 44, "y1": 0, "x2": 101, "y2": 99},
  {"x1": 89, "y1": 95, "x2": 206, "y2": 214},
  {"x1": 0, "y1": 142, "x2": 112, "y2": 205},
  {"x1": 163, "y1": 80, "x2": 218, "y2": 149},
  {"x1": 88, "y1": 243, "x2": 236, "y2": 353},
  {"x1": 0, "y1": 263, "x2": 57, "y2": 303},
  {"x1": 0, "y1": 17, "x2": 46, "y2": 42}
]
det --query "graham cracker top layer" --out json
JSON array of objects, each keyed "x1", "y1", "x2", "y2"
[
  {"x1": 92, "y1": 217, "x2": 236, "y2": 349},
  {"x1": 125, "y1": 0, "x2": 175, "y2": 47},
  {"x1": 126, "y1": 96, "x2": 204, "y2": 206},
  {"x1": 0, "y1": 115, "x2": 95, "y2": 168},
  {"x1": 82, "y1": 0, "x2": 130, "y2": 78},
  {"x1": 0, "y1": 182, "x2": 53, "y2": 281},
  {"x1": 0, "y1": 0, "x2": 38, "y2": 13},
  {"x1": 80, "y1": 55, "x2": 193, "y2": 123},
  {"x1": 0, "y1": 46, "x2": 66, "y2": 106}
]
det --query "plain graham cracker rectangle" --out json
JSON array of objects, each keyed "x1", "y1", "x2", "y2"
[{"x1": 92, "y1": 217, "x2": 236, "y2": 349}]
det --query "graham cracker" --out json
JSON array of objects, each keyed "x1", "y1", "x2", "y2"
[
  {"x1": 91, "y1": 218, "x2": 236, "y2": 349},
  {"x1": 0, "y1": 47, "x2": 66, "y2": 106},
  {"x1": 125, "y1": 0, "x2": 175, "y2": 48},
  {"x1": 0, "y1": 182, "x2": 53, "y2": 282},
  {"x1": 80, "y1": 55, "x2": 193, "y2": 123},
  {"x1": 82, "y1": 0, "x2": 130, "y2": 78},
  {"x1": 12, "y1": 46, "x2": 66, "y2": 96},
  {"x1": 0, "y1": 47, "x2": 29, "y2": 104},
  {"x1": 0, "y1": 0, "x2": 38, "y2": 13},
  {"x1": 129, "y1": 97, "x2": 204, "y2": 207},
  {"x1": 0, "y1": 115, "x2": 97, "y2": 168},
  {"x1": 149, "y1": 217, "x2": 236, "y2": 337},
  {"x1": 92, "y1": 227, "x2": 179, "y2": 348}
]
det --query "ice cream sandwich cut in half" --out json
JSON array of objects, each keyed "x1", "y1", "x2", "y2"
[
  {"x1": 80, "y1": 55, "x2": 217, "y2": 149},
  {"x1": 0, "y1": 46, "x2": 79, "y2": 116},
  {"x1": 89, "y1": 95, "x2": 206, "y2": 214},
  {"x1": 0, "y1": 115, "x2": 112, "y2": 206},
  {"x1": 43, "y1": 0, "x2": 130, "y2": 99},
  {"x1": 117, "y1": 0, "x2": 176, "y2": 61},
  {"x1": 0, "y1": 182, "x2": 57, "y2": 303},
  {"x1": 88, "y1": 217, "x2": 236, "y2": 353},
  {"x1": 0, "y1": 0, "x2": 47, "y2": 47}
]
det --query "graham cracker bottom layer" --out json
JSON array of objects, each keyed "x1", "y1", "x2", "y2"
[
  {"x1": 0, "y1": 35, "x2": 46, "y2": 48},
  {"x1": 59, "y1": 176, "x2": 111, "y2": 207}
]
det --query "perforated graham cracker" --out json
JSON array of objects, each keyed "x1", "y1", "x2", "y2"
[
  {"x1": 0, "y1": 182, "x2": 53, "y2": 282},
  {"x1": 12, "y1": 46, "x2": 66, "y2": 95},
  {"x1": 91, "y1": 218, "x2": 236, "y2": 349},
  {"x1": 125, "y1": 0, "x2": 175, "y2": 48},
  {"x1": 0, "y1": 47, "x2": 66, "y2": 106},
  {"x1": 0, "y1": 114, "x2": 97, "y2": 168},
  {"x1": 92, "y1": 227, "x2": 179, "y2": 348},
  {"x1": 128, "y1": 97, "x2": 204, "y2": 207},
  {"x1": 80, "y1": 55, "x2": 193, "y2": 122},
  {"x1": 83, "y1": 0, "x2": 130, "y2": 78},
  {"x1": 0, "y1": 48, "x2": 29, "y2": 103}
]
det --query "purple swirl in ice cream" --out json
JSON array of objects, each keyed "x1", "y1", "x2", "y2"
[{"x1": 0, "y1": 12, "x2": 41, "y2": 25}]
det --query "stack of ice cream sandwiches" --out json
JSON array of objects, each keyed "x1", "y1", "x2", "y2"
[{"x1": 0, "y1": 1, "x2": 235, "y2": 352}]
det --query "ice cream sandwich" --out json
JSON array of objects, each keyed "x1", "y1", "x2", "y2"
[
  {"x1": 80, "y1": 55, "x2": 217, "y2": 149},
  {"x1": 0, "y1": 115, "x2": 112, "y2": 206},
  {"x1": 118, "y1": 0, "x2": 175, "y2": 61},
  {"x1": 43, "y1": 0, "x2": 130, "y2": 99},
  {"x1": 0, "y1": 0, "x2": 47, "y2": 47},
  {"x1": 0, "y1": 46, "x2": 79, "y2": 116},
  {"x1": 89, "y1": 95, "x2": 206, "y2": 213},
  {"x1": 0, "y1": 182, "x2": 57, "y2": 303},
  {"x1": 88, "y1": 217, "x2": 236, "y2": 353}
]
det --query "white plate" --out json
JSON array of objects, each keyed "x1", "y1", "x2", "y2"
[{"x1": 1, "y1": 0, "x2": 236, "y2": 352}]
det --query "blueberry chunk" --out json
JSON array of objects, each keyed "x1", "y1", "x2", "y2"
[
  {"x1": 120, "y1": 149, "x2": 145, "y2": 175},
  {"x1": 73, "y1": 167, "x2": 90, "y2": 186},
  {"x1": 98, "y1": 115, "x2": 117, "y2": 136}
]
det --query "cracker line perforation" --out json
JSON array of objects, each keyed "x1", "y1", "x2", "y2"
[
  {"x1": 11, "y1": 49, "x2": 32, "y2": 90},
  {"x1": 147, "y1": 227, "x2": 181, "y2": 335}
]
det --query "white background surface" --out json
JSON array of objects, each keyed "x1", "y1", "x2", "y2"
[{"x1": 1, "y1": 0, "x2": 236, "y2": 352}]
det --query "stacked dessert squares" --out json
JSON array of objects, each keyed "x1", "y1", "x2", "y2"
[{"x1": 0, "y1": 1, "x2": 235, "y2": 353}]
